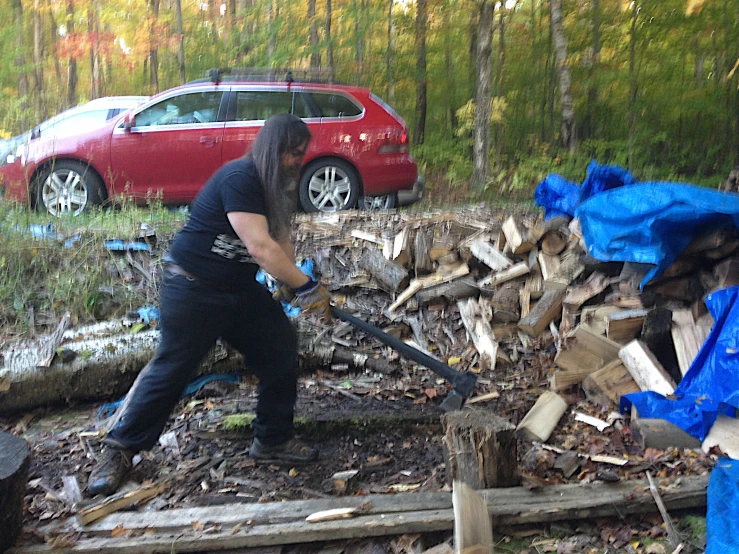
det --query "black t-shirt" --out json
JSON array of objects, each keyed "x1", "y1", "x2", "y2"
[{"x1": 168, "y1": 157, "x2": 266, "y2": 288}]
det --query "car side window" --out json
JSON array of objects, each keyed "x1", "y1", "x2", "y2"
[
  {"x1": 135, "y1": 91, "x2": 223, "y2": 127},
  {"x1": 234, "y1": 91, "x2": 312, "y2": 121},
  {"x1": 309, "y1": 93, "x2": 362, "y2": 118},
  {"x1": 43, "y1": 109, "x2": 111, "y2": 137}
]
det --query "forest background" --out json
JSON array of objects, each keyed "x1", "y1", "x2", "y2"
[{"x1": 0, "y1": 0, "x2": 736, "y2": 202}]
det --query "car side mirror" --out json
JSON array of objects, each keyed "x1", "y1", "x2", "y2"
[
  {"x1": 123, "y1": 113, "x2": 136, "y2": 131},
  {"x1": 30, "y1": 126, "x2": 41, "y2": 140}
]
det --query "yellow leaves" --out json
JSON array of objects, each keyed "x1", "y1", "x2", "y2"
[
  {"x1": 686, "y1": 0, "x2": 708, "y2": 16},
  {"x1": 454, "y1": 97, "x2": 509, "y2": 137}
]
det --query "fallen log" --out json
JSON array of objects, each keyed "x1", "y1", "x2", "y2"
[
  {"x1": 0, "y1": 431, "x2": 30, "y2": 553},
  {"x1": 17, "y1": 476, "x2": 708, "y2": 553}
]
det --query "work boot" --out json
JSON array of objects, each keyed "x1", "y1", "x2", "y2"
[
  {"x1": 249, "y1": 437, "x2": 318, "y2": 463},
  {"x1": 87, "y1": 447, "x2": 133, "y2": 497}
]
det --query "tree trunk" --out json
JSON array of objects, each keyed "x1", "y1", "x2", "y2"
[
  {"x1": 494, "y1": 11, "x2": 505, "y2": 163},
  {"x1": 175, "y1": 0, "x2": 186, "y2": 84},
  {"x1": 149, "y1": 0, "x2": 160, "y2": 94},
  {"x1": 326, "y1": 0, "x2": 335, "y2": 83},
  {"x1": 583, "y1": 0, "x2": 600, "y2": 140},
  {"x1": 550, "y1": 0, "x2": 577, "y2": 153},
  {"x1": 267, "y1": 1, "x2": 276, "y2": 62},
  {"x1": 468, "y1": 13, "x2": 478, "y2": 100},
  {"x1": 66, "y1": 0, "x2": 77, "y2": 108},
  {"x1": 88, "y1": 7, "x2": 97, "y2": 99},
  {"x1": 628, "y1": 4, "x2": 639, "y2": 168},
  {"x1": 48, "y1": 0, "x2": 64, "y2": 112},
  {"x1": 471, "y1": 0, "x2": 493, "y2": 190},
  {"x1": 353, "y1": 0, "x2": 366, "y2": 85},
  {"x1": 0, "y1": 431, "x2": 29, "y2": 552},
  {"x1": 443, "y1": 5, "x2": 456, "y2": 131},
  {"x1": 413, "y1": 0, "x2": 427, "y2": 145},
  {"x1": 12, "y1": 0, "x2": 29, "y2": 125},
  {"x1": 386, "y1": 0, "x2": 395, "y2": 103},
  {"x1": 33, "y1": 0, "x2": 44, "y2": 116},
  {"x1": 309, "y1": 0, "x2": 320, "y2": 69}
]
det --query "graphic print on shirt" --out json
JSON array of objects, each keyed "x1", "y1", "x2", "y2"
[{"x1": 211, "y1": 234, "x2": 256, "y2": 263}]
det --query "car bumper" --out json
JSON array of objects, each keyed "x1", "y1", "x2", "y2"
[{"x1": 397, "y1": 173, "x2": 424, "y2": 207}]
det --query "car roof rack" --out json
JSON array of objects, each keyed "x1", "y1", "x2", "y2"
[{"x1": 188, "y1": 67, "x2": 346, "y2": 85}]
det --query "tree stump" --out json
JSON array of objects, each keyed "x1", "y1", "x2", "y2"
[
  {"x1": 442, "y1": 410, "x2": 519, "y2": 489},
  {"x1": 0, "y1": 430, "x2": 30, "y2": 552}
]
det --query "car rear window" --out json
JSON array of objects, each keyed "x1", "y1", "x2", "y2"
[
  {"x1": 235, "y1": 91, "x2": 312, "y2": 121},
  {"x1": 308, "y1": 93, "x2": 362, "y2": 118}
]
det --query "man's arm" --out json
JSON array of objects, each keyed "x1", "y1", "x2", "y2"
[
  {"x1": 228, "y1": 212, "x2": 310, "y2": 289},
  {"x1": 277, "y1": 236, "x2": 296, "y2": 265}
]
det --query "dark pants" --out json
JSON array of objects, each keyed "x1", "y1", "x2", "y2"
[{"x1": 105, "y1": 271, "x2": 298, "y2": 452}]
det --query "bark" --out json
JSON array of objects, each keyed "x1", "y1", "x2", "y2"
[
  {"x1": 386, "y1": 0, "x2": 395, "y2": 103},
  {"x1": 326, "y1": 0, "x2": 335, "y2": 82},
  {"x1": 353, "y1": 0, "x2": 366, "y2": 85},
  {"x1": 175, "y1": 0, "x2": 186, "y2": 84},
  {"x1": 309, "y1": 0, "x2": 321, "y2": 69},
  {"x1": 267, "y1": 1, "x2": 276, "y2": 62},
  {"x1": 494, "y1": 11, "x2": 505, "y2": 163},
  {"x1": 413, "y1": 0, "x2": 427, "y2": 146},
  {"x1": 471, "y1": 0, "x2": 493, "y2": 190},
  {"x1": 583, "y1": 0, "x2": 600, "y2": 140},
  {"x1": 33, "y1": 0, "x2": 44, "y2": 116},
  {"x1": 628, "y1": 4, "x2": 639, "y2": 168},
  {"x1": 468, "y1": 13, "x2": 478, "y2": 100},
  {"x1": 48, "y1": 0, "x2": 64, "y2": 111},
  {"x1": 66, "y1": 0, "x2": 77, "y2": 108},
  {"x1": 550, "y1": 0, "x2": 577, "y2": 153},
  {"x1": 88, "y1": 8, "x2": 97, "y2": 99},
  {"x1": 149, "y1": 0, "x2": 160, "y2": 94},
  {"x1": 443, "y1": 4, "x2": 456, "y2": 131}
]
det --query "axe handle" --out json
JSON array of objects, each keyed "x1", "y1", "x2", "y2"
[{"x1": 329, "y1": 306, "x2": 475, "y2": 397}]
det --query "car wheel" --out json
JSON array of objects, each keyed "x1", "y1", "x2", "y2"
[
  {"x1": 36, "y1": 161, "x2": 106, "y2": 217},
  {"x1": 299, "y1": 159, "x2": 360, "y2": 213},
  {"x1": 360, "y1": 193, "x2": 397, "y2": 211}
]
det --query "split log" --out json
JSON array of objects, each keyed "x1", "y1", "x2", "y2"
[
  {"x1": 392, "y1": 228, "x2": 413, "y2": 269},
  {"x1": 580, "y1": 305, "x2": 622, "y2": 336},
  {"x1": 358, "y1": 248, "x2": 410, "y2": 293},
  {"x1": 524, "y1": 271, "x2": 544, "y2": 300},
  {"x1": 605, "y1": 308, "x2": 648, "y2": 344},
  {"x1": 442, "y1": 410, "x2": 518, "y2": 489},
  {"x1": 671, "y1": 309, "x2": 712, "y2": 377},
  {"x1": 538, "y1": 253, "x2": 561, "y2": 281},
  {"x1": 582, "y1": 359, "x2": 639, "y2": 407},
  {"x1": 562, "y1": 272, "x2": 610, "y2": 312},
  {"x1": 519, "y1": 289, "x2": 531, "y2": 319},
  {"x1": 714, "y1": 257, "x2": 739, "y2": 289},
  {"x1": 470, "y1": 240, "x2": 512, "y2": 271},
  {"x1": 554, "y1": 327, "x2": 622, "y2": 375},
  {"x1": 640, "y1": 308, "x2": 680, "y2": 385},
  {"x1": 545, "y1": 251, "x2": 585, "y2": 290},
  {"x1": 452, "y1": 482, "x2": 493, "y2": 554},
  {"x1": 702, "y1": 414, "x2": 739, "y2": 459},
  {"x1": 458, "y1": 299, "x2": 498, "y2": 370},
  {"x1": 477, "y1": 262, "x2": 530, "y2": 288},
  {"x1": 502, "y1": 216, "x2": 536, "y2": 254},
  {"x1": 518, "y1": 289, "x2": 566, "y2": 337},
  {"x1": 415, "y1": 278, "x2": 478, "y2": 306},
  {"x1": 540, "y1": 229, "x2": 568, "y2": 256},
  {"x1": 630, "y1": 416, "x2": 701, "y2": 450},
  {"x1": 389, "y1": 264, "x2": 471, "y2": 313},
  {"x1": 643, "y1": 276, "x2": 705, "y2": 304},
  {"x1": 0, "y1": 431, "x2": 29, "y2": 553},
  {"x1": 491, "y1": 285, "x2": 520, "y2": 323},
  {"x1": 414, "y1": 231, "x2": 433, "y2": 276},
  {"x1": 619, "y1": 341, "x2": 677, "y2": 396},
  {"x1": 516, "y1": 391, "x2": 568, "y2": 442}
]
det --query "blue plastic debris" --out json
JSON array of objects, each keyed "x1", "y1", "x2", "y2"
[
  {"x1": 136, "y1": 306, "x2": 160, "y2": 324},
  {"x1": 256, "y1": 259, "x2": 316, "y2": 318},
  {"x1": 576, "y1": 182, "x2": 739, "y2": 287},
  {"x1": 707, "y1": 458, "x2": 739, "y2": 554},
  {"x1": 104, "y1": 240, "x2": 150, "y2": 252},
  {"x1": 620, "y1": 286, "x2": 739, "y2": 441}
]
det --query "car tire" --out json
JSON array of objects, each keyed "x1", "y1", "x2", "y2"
[
  {"x1": 299, "y1": 158, "x2": 360, "y2": 213},
  {"x1": 360, "y1": 193, "x2": 397, "y2": 211},
  {"x1": 36, "y1": 160, "x2": 107, "y2": 217}
]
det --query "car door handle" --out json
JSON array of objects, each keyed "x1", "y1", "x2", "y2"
[{"x1": 199, "y1": 136, "x2": 218, "y2": 147}]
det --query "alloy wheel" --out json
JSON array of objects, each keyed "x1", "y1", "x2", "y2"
[
  {"x1": 306, "y1": 165, "x2": 353, "y2": 212},
  {"x1": 42, "y1": 167, "x2": 89, "y2": 216}
]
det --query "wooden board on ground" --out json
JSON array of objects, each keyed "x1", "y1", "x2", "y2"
[
  {"x1": 582, "y1": 359, "x2": 640, "y2": 407},
  {"x1": 619, "y1": 340, "x2": 677, "y2": 396},
  {"x1": 0, "y1": 431, "x2": 30, "y2": 553},
  {"x1": 15, "y1": 476, "x2": 709, "y2": 554}
]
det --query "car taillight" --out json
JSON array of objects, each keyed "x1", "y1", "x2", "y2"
[{"x1": 378, "y1": 129, "x2": 409, "y2": 154}]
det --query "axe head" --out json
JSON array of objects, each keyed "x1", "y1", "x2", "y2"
[{"x1": 440, "y1": 390, "x2": 467, "y2": 412}]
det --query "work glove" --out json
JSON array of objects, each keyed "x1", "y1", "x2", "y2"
[
  {"x1": 272, "y1": 283, "x2": 295, "y2": 303},
  {"x1": 291, "y1": 279, "x2": 332, "y2": 320}
]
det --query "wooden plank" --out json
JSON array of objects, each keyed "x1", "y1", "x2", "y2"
[
  {"x1": 477, "y1": 262, "x2": 529, "y2": 288},
  {"x1": 19, "y1": 477, "x2": 709, "y2": 554},
  {"x1": 582, "y1": 359, "x2": 640, "y2": 407},
  {"x1": 619, "y1": 340, "x2": 677, "y2": 396},
  {"x1": 671, "y1": 310, "x2": 709, "y2": 377},
  {"x1": 453, "y1": 482, "x2": 493, "y2": 554},
  {"x1": 470, "y1": 241, "x2": 512, "y2": 271},
  {"x1": 516, "y1": 391, "x2": 568, "y2": 442},
  {"x1": 518, "y1": 289, "x2": 566, "y2": 337},
  {"x1": 605, "y1": 308, "x2": 648, "y2": 344},
  {"x1": 78, "y1": 483, "x2": 167, "y2": 525}
]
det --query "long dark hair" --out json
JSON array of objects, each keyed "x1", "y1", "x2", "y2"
[{"x1": 247, "y1": 114, "x2": 312, "y2": 240}]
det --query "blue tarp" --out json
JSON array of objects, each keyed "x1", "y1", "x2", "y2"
[
  {"x1": 256, "y1": 259, "x2": 316, "y2": 318},
  {"x1": 534, "y1": 160, "x2": 635, "y2": 220},
  {"x1": 620, "y1": 286, "x2": 739, "y2": 441},
  {"x1": 577, "y1": 183, "x2": 739, "y2": 287},
  {"x1": 707, "y1": 458, "x2": 739, "y2": 554}
]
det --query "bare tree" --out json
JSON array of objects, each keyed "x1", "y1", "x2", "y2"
[
  {"x1": 550, "y1": 0, "x2": 577, "y2": 152},
  {"x1": 66, "y1": 0, "x2": 77, "y2": 108},
  {"x1": 386, "y1": 0, "x2": 395, "y2": 103},
  {"x1": 33, "y1": 0, "x2": 44, "y2": 116},
  {"x1": 471, "y1": 0, "x2": 493, "y2": 189},
  {"x1": 326, "y1": 0, "x2": 335, "y2": 82},
  {"x1": 413, "y1": 0, "x2": 427, "y2": 145},
  {"x1": 309, "y1": 0, "x2": 321, "y2": 69},
  {"x1": 149, "y1": 0, "x2": 160, "y2": 93},
  {"x1": 174, "y1": 0, "x2": 186, "y2": 84}
]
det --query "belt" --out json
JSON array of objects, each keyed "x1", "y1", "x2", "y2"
[{"x1": 164, "y1": 263, "x2": 200, "y2": 281}]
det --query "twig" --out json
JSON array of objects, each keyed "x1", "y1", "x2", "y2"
[
  {"x1": 319, "y1": 380, "x2": 363, "y2": 402},
  {"x1": 646, "y1": 471, "x2": 683, "y2": 550}
]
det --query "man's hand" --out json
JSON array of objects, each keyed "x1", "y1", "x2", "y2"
[
  {"x1": 291, "y1": 281, "x2": 332, "y2": 319},
  {"x1": 272, "y1": 283, "x2": 295, "y2": 303}
]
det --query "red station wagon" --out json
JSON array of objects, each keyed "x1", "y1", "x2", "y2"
[{"x1": 1, "y1": 71, "x2": 423, "y2": 216}]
